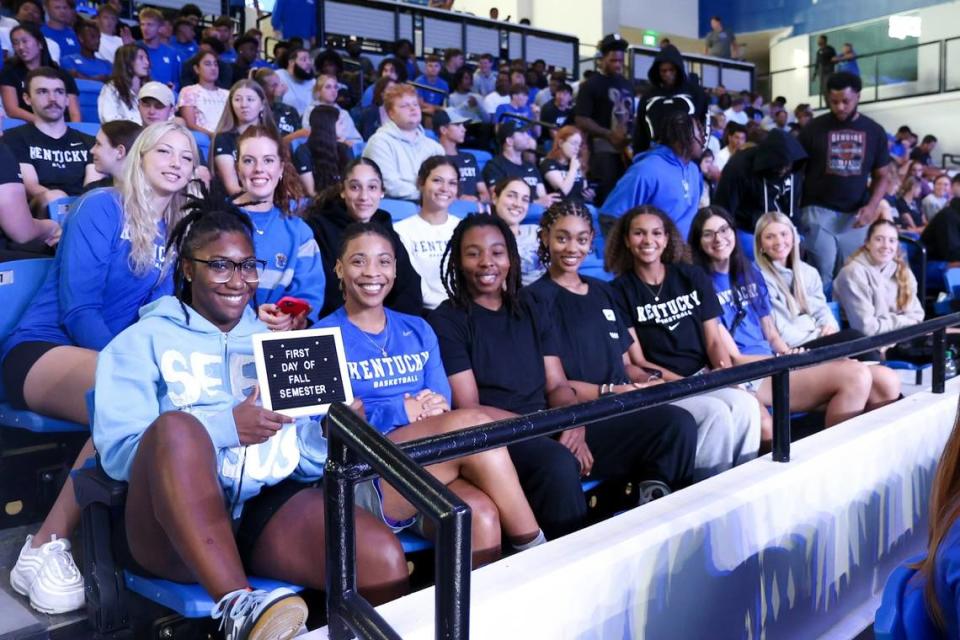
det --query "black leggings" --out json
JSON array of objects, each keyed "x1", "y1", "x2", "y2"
[{"x1": 508, "y1": 403, "x2": 698, "y2": 539}]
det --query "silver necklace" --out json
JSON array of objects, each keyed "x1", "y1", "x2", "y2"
[
  {"x1": 359, "y1": 316, "x2": 389, "y2": 357},
  {"x1": 640, "y1": 266, "x2": 666, "y2": 302}
]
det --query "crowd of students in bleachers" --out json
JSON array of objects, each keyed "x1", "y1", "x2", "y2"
[{"x1": 1, "y1": 4, "x2": 959, "y2": 638}]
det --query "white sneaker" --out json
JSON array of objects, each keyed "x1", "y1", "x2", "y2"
[
  {"x1": 212, "y1": 587, "x2": 308, "y2": 640},
  {"x1": 10, "y1": 535, "x2": 85, "y2": 614}
]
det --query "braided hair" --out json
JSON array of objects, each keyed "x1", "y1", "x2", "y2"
[
  {"x1": 440, "y1": 214, "x2": 522, "y2": 314},
  {"x1": 165, "y1": 183, "x2": 255, "y2": 323},
  {"x1": 536, "y1": 200, "x2": 594, "y2": 267}
]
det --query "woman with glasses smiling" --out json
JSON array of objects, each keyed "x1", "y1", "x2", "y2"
[{"x1": 688, "y1": 206, "x2": 882, "y2": 436}]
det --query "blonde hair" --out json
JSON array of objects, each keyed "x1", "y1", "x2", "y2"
[
  {"x1": 312, "y1": 73, "x2": 339, "y2": 104},
  {"x1": 754, "y1": 211, "x2": 809, "y2": 316},
  {"x1": 115, "y1": 122, "x2": 199, "y2": 275},
  {"x1": 845, "y1": 219, "x2": 915, "y2": 311}
]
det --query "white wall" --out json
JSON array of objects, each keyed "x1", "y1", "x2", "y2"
[
  {"x1": 860, "y1": 92, "x2": 960, "y2": 156},
  {"x1": 619, "y1": 0, "x2": 699, "y2": 39}
]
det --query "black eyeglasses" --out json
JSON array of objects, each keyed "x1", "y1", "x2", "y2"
[{"x1": 188, "y1": 258, "x2": 266, "y2": 283}]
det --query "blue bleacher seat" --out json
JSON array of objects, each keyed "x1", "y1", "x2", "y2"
[
  {"x1": 290, "y1": 137, "x2": 306, "y2": 153},
  {"x1": 67, "y1": 121, "x2": 100, "y2": 136},
  {"x1": 0, "y1": 259, "x2": 87, "y2": 432},
  {"x1": 380, "y1": 198, "x2": 419, "y2": 221},
  {"x1": 75, "y1": 79, "x2": 104, "y2": 123},
  {"x1": 935, "y1": 268, "x2": 960, "y2": 316},
  {"x1": 191, "y1": 130, "x2": 211, "y2": 163},
  {"x1": 449, "y1": 200, "x2": 484, "y2": 217},
  {"x1": 827, "y1": 301, "x2": 842, "y2": 327},
  {"x1": 123, "y1": 572, "x2": 304, "y2": 618},
  {"x1": 521, "y1": 202, "x2": 545, "y2": 225},
  {"x1": 462, "y1": 148, "x2": 492, "y2": 173},
  {"x1": 47, "y1": 196, "x2": 77, "y2": 226},
  {"x1": 874, "y1": 553, "x2": 938, "y2": 639},
  {"x1": 352, "y1": 140, "x2": 366, "y2": 157},
  {"x1": 738, "y1": 230, "x2": 755, "y2": 261},
  {"x1": 2, "y1": 117, "x2": 26, "y2": 130}
]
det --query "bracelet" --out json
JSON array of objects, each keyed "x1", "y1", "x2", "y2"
[{"x1": 599, "y1": 383, "x2": 616, "y2": 397}]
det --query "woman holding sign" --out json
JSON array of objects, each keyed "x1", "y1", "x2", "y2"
[
  {"x1": 233, "y1": 126, "x2": 327, "y2": 331},
  {"x1": 93, "y1": 194, "x2": 409, "y2": 640},
  {"x1": 316, "y1": 222, "x2": 545, "y2": 565}
]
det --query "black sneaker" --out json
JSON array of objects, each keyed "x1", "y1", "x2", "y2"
[{"x1": 212, "y1": 587, "x2": 308, "y2": 640}]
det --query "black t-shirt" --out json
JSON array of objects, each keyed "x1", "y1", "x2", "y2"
[
  {"x1": 538, "y1": 157, "x2": 584, "y2": 202},
  {"x1": 611, "y1": 263, "x2": 722, "y2": 377},
  {"x1": 272, "y1": 102, "x2": 302, "y2": 136},
  {"x1": 573, "y1": 71, "x2": 633, "y2": 142},
  {"x1": 540, "y1": 101, "x2": 573, "y2": 129},
  {"x1": 293, "y1": 143, "x2": 312, "y2": 175},
  {"x1": 798, "y1": 112, "x2": 890, "y2": 213},
  {"x1": 428, "y1": 299, "x2": 559, "y2": 415},
  {"x1": 213, "y1": 130, "x2": 238, "y2": 160},
  {"x1": 921, "y1": 199, "x2": 960, "y2": 261},
  {"x1": 450, "y1": 151, "x2": 479, "y2": 198},
  {"x1": 0, "y1": 143, "x2": 23, "y2": 185},
  {"x1": 522, "y1": 276, "x2": 632, "y2": 384},
  {"x1": 910, "y1": 147, "x2": 933, "y2": 166},
  {"x1": 481, "y1": 155, "x2": 543, "y2": 192},
  {"x1": 4, "y1": 124, "x2": 94, "y2": 195},
  {"x1": 815, "y1": 45, "x2": 837, "y2": 74},
  {"x1": 0, "y1": 63, "x2": 79, "y2": 118}
]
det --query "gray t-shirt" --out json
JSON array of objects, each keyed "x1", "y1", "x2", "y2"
[{"x1": 706, "y1": 28, "x2": 735, "y2": 58}]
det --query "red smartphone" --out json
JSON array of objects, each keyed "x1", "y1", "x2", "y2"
[{"x1": 276, "y1": 296, "x2": 311, "y2": 316}]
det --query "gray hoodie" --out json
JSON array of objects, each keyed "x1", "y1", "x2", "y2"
[
  {"x1": 362, "y1": 120, "x2": 444, "y2": 200},
  {"x1": 832, "y1": 252, "x2": 924, "y2": 336},
  {"x1": 761, "y1": 259, "x2": 838, "y2": 347}
]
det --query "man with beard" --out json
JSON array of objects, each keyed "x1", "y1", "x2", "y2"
[
  {"x1": 714, "y1": 128, "x2": 808, "y2": 237},
  {"x1": 276, "y1": 46, "x2": 316, "y2": 116},
  {"x1": 797, "y1": 71, "x2": 891, "y2": 285},
  {"x1": 633, "y1": 44, "x2": 708, "y2": 153},
  {"x1": 3, "y1": 68, "x2": 100, "y2": 215},
  {"x1": 574, "y1": 33, "x2": 633, "y2": 204}
]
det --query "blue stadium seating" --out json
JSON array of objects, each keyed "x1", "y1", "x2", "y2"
[
  {"x1": 380, "y1": 198, "x2": 419, "y2": 221},
  {"x1": 123, "y1": 573, "x2": 305, "y2": 619},
  {"x1": 874, "y1": 553, "x2": 938, "y2": 639},
  {"x1": 0, "y1": 258, "x2": 87, "y2": 432},
  {"x1": 738, "y1": 230, "x2": 755, "y2": 261},
  {"x1": 47, "y1": 196, "x2": 77, "y2": 227},
  {"x1": 462, "y1": 148, "x2": 492, "y2": 173},
  {"x1": 191, "y1": 131, "x2": 211, "y2": 164},
  {"x1": 449, "y1": 200, "x2": 485, "y2": 217},
  {"x1": 67, "y1": 122, "x2": 100, "y2": 136},
  {"x1": 290, "y1": 137, "x2": 305, "y2": 153},
  {"x1": 75, "y1": 79, "x2": 104, "y2": 123},
  {"x1": 352, "y1": 140, "x2": 366, "y2": 157},
  {"x1": 2, "y1": 117, "x2": 25, "y2": 130},
  {"x1": 935, "y1": 268, "x2": 960, "y2": 316}
]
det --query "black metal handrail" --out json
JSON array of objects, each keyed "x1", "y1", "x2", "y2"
[
  {"x1": 324, "y1": 311, "x2": 960, "y2": 639},
  {"x1": 325, "y1": 403, "x2": 471, "y2": 640}
]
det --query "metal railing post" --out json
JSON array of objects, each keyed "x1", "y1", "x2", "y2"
[
  {"x1": 934, "y1": 328, "x2": 947, "y2": 393},
  {"x1": 771, "y1": 370, "x2": 791, "y2": 462},
  {"x1": 434, "y1": 506, "x2": 471, "y2": 639},
  {"x1": 324, "y1": 433, "x2": 357, "y2": 640}
]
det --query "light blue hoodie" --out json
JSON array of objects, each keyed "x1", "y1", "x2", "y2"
[
  {"x1": 599, "y1": 144, "x2": 702, "y2": 240},
  {"x1": 93, "y1": 296, "x2": 328, "y2": 519}
]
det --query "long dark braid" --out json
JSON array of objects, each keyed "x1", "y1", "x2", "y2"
[
  {"x1": 166, "y1": 184, "x2": 255, "y2": 322},
  {"x1": 536, "y1": 200, "x2": 595, "y2": 267},
  {"x1": 441, "y1": 214, "x2": 522, "y2": 314}
]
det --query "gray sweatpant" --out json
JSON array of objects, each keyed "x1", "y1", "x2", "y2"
[
  {"x1": 672, "y1": 388, "x2": 762, "y2": 481},
  {"x1": 799, "y1": 205, "x2": 869, "y2": 288}
]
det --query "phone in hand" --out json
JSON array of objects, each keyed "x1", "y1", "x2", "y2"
[{"x1": 276, "y1": 296, "x2": 310, "y2": 316}]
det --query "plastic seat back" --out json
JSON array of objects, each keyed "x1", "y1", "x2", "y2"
[
  {"x1": 2, "y1": 117, "x2": 26, "y2": 130},
  {"x1": 67, "y1": 122, "x2": 100, "y2": 137},
  {"x1": 380, "y1": 198, "x2": 419, "y2": 222},
  {"x1": 461, "y1": 148, "x2": 492, "y2": 173},
  {"x1": 75, "y1": 79, "x2": 104, "y2": 123}
]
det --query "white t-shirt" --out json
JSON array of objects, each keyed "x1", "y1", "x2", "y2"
[
  {"x1": 394, "y1": 213, "x2": 462, "y2": 309},
  {"x1": 482, "y1": 91, "x2": 509, "y2": 117},
  {"x1": 97, "y1": 33, "x2": 123, "y2": 64},
  {"x1": 177, "y1": 84, "x2": 229, "y2": 130},
  {"x1": 715, "y1": 146, "x2": 733, "y2": 173},
  {"x1": 275, "y1": 68, "x2": 315, "y2": 118},
  {"x1": 98, "y1": 82, "x2": 142, "y2": 124},
  {"x1": 723, "y1": 107, "x2": 748, "y2": 126}
]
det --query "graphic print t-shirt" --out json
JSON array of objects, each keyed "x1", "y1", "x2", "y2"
[
  {"x1": 799, "y1": 112, "x2": 890, "y2": 212},
  {"x1": 450, "y1": 151, "x2": 479, "y2": 198},
  {"x1": 612, "y1": 263, "x2": 721, "y2": 377},
  {"x1": 3, "y1": 124, "x2": 94, "y2": 195},
  {"x1": 573, "y1": 71, "x2": 633, "y2": 153}
]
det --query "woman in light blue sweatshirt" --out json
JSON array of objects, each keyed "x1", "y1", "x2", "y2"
[
  {"x1": 94, "y1": 197, "x2": 408, "y2": 639},
  {"x1": 232, "y1": 125, "x2": 326, "y2": 330},
  {"x1": 5, "y1": 122, "x2": 200, "y2": 616},
  {"x1": 315, "y1": 222, "x2": 544, "y2": 565}
]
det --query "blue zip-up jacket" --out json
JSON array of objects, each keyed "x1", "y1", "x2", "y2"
[
  {"x1": 1, "y1": 188, "x2": 170, "y2": 362},
  {"x1": 94, "y1": 297, "x2": 328, "y2": 519},
  {"x1": 600, "y1": 144, "x2": 702, "y2": 240},
  {"x1": 315, "y1": 306, "x2": 450, "y2": 434},
  {"x1": 270, "y1": 0, "x2": 317, "y2": 40},
  {"x1": 245, "y1": 206, "x2": 326, "y2": 324}
]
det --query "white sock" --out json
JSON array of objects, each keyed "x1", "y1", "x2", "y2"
[{"x1": 512, "y1": 529, "x2": 546, "y2": 552}]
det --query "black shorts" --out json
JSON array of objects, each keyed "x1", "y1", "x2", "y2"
[
  {"x1": 120, "y1": 478, "x2": 317, "y2": 580},
  {"x1": 1, "y1": 341, "x2": 62, "y2": 409}
]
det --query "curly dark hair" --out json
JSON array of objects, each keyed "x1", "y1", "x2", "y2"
[
  {"x1": 441, "y1": 214, "x2": 522, "y2": 314},
  {"x1": 659, "y1": 110, "x2": 699, "y2": 157},
  {"x1": 166, "y1": 182, "x2": 255, "y2": 323},
  {"x1": 604, "y1": 205, "x2": 690, "y2": 276},
  {"x1": 536, "y1": 200, "x2": 594, "y2": 268}
]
